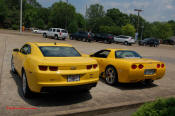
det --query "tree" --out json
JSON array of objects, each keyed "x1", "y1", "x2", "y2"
[
  {"x1": 122, "y1": 24, "x2": 136, "y2": 37},
  {"x1": 87, "y1": 16, "x2": 115, "y2": 32},
  {"x1": 75, "y1": 13, "x2": 86, "y2": 30},
  {"x1": 67, "y1": 21, "x2": 78, "y2": 33},
  {"x1": 151, "y1": 22, "x2": 173, "y2": 39},
  {"x1": 106, "y1": 8, "x2": 129, "y2": 27},
  {"x1": 99, "y1": 26, "x2": 122, "y2": 35},
  {"x1": 49, "y1": 2, "x2": 76, "y2": 29},
  {"x1": 86, "y1": 4, "x2": 105, "y2": 19},
  {"x1": 0, "y1": 0, "x2": 7, "y2": 27},
  {"x1": 168, "y1": 20, "x2": 175, "y2": 35}
]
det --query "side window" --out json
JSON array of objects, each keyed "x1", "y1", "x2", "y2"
[
  {"x1": 57, "y1": 29, "x2": 60, "y2": 32},
  {"x1": 20, "y1": 44, "x2": 31, "y2": 55},
  {"x1": 53, "y1": 29, "x2": 55, "y2": 32},
  {"x1": 92, "y1": 50, "x2": 110, "y2": 58},
  {"x1": 49, "y1": 28, "x2": 52, "y2": 31}
]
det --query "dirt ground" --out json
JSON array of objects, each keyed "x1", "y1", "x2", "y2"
[{"x1": 0, "y1": 29, "x2": 175, "y2": 116}]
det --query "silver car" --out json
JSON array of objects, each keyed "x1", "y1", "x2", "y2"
[{"x1": 114, "y1": 35, "x2": 135, "y2": 45}]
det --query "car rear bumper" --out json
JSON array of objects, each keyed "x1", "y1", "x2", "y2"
[
  {"x1": 26, "y1": 69, "x2": 99, "y2": 93},
  {"x1": 118, "y1": 68, "x2": 165, "y2": 83}
]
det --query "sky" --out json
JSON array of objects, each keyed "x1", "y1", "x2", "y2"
[{"x1": 37, "y1": 0, "x2": 175, "y2": 22}]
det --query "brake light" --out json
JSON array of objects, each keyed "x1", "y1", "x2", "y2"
[
  {"x1": 39, "y1": 66, "x2": 48, "y2": 71},
  {"x1": 87, "y1": 65, "x2": 92, "y2": 70},
  {"x1": 93, "y1": 64, "x2": 98, "y2": 69},
  {"x1": 157, "y1": 64, "x2": 160, "y2": 68},
  {"x1": 138, "y1": 64, "x2": 144, "y2": 69},
  {"x1": 161, "y1": 64, "x2": 165, "y2": 68},
  {"x1": 49, "y1": 66, "x2": 58, "y2": 71},
  {"x1": 60, "y1": 32, "x2": 62, "y2": 36},
  {"x1": 131, "y1": 64, "x2": 137, "y2": 69}
]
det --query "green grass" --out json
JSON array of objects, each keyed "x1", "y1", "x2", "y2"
[{"x1": 132, "y1": 97, "x2": 175, "y2": 116}]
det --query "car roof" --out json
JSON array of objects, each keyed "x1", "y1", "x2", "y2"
[{"x1": 27, "y1": 42, "x2": 72, "y2": 47}]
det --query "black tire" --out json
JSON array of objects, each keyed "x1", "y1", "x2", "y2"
[
  {"x1": 62, "y1": 38, "x2": 66, "y2": 40},
  {"x1": 105, "y1": 66, "x2": 118, "y2": 85},
  {"x1": 11, "y1": 56, "x2": 16, "y2": 74},
  {"x1": 124, "y1": 41, "x2": 128, "y2": 45},
  {"x1": 43, "y1": 33, "x2": 47, "y2": 38},
  {"x1": 22, "y1": 70, "x2": 33, "y2": 98},
  {"x1": 70, "y1": 36, "x2": 73, "y2": 40},
  {"x1": 54, "y1": 35, "x2": 58, "y2": 40},
  {"x1": 82, "y1": 38, "x2": 86, "y2": 42}
]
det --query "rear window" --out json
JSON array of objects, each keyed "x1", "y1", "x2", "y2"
[
  {"x1": 39, "y1": 46, "x2": 81, "y2": 57},
  {"x1": 61, "y1": 30, "x2": 67, "y2": 33},
  {"x1": 115, "y1": 50, "x2": 142, "y2": 58}
]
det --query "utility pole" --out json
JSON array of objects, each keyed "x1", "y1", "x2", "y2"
[
  {"x1": 134, "y1": 9, "x2": 143, "y2": 34},
  {"x1": 20, "y1": 0, "x2": 23, "y2": 32}
]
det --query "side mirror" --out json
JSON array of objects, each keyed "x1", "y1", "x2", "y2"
[{"x1": 13, "y1": 48, "x2": 19, "y2": 52}]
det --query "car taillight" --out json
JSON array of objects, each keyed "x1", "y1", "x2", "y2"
[
  {"x1": 39, "y1": 66, "x2": 48, "y2": 71},
  {"x1": 109, "y1": 36, "x2": 112, "y2": 39},
  {"x1": 49, "y1": 66, "x2": 58, "y2": 71},
  {"x1": 93, "y1": 64, "x2": 98, "y2": 69},
  {"x1": 87, "y1": 65, "x2": 92, "y2": 70},
  {"x1": 60, "y1": 32, "x2": 62, "y2": 36},
  {"x1": 138, "y1": 64, "x2": 144, "y2": 69},
  {"x1": 161, "y1": 64, "x2": 165, "y2": 68},
  {"x1": 131, "y1": 64, "x2": 137, "y2": 69},
  {"x1": 157, "y1": 64, "x2": 160, "y2": 68}
]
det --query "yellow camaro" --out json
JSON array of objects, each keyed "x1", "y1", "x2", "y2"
[
  {"x1": 11, "y1": 42, "x2": 99, "y2": 98},
  {"x1": 90, "y1": 49, "x2": 165, "y2": 85}
]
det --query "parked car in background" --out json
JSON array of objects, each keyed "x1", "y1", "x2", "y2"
[
  {"x1": 43, "y1": 28, "x2": 68, "y2": 40},
  {"x1": 163, "y1": 39, "x2": 175, "y2": 45},
  {"x1": 139, "y1": 38, "x2": 159, "y2": 47},
  {"x1": 94, "y1": 33, "x2": 114, "y2": 44},
  {"x1": 70, "y1": 31, "x2": 92, "y2": 42},
  {"x1": 114, "y1": 35, "x2": 135, "y2": 45},
  {"x1": 32, "y1": 29, "x2": 47, "y2": 34}
]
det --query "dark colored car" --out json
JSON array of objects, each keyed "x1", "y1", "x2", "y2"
[
  {"x1": 139, "y1": 38, "x2": 159, "y2": 47},
  {"x1": 94, "y1": 33, "x2": 114, "y2": 44},
  {"x1": 70, "y1": 31, "x2": 92, "y2": 42},
  {"x1": 163, "y1": 39, "x2": 175, "y2": 45}
]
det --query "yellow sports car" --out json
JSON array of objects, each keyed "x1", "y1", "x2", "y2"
[
  {"x1": 90, "y1": 49, "x2": 165, "y2": 85},
  {"x1": 11, "y1": 42, "x2": 99, "y2": 98}
]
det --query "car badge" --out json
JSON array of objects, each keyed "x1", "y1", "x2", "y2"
[{"x1": 71, "y1": 66, "x2": 76, "y2": 70}]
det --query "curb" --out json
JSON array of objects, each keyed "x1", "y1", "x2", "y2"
[{"x1": 31, "y1": 95, "x2": 175, "y2": 116}]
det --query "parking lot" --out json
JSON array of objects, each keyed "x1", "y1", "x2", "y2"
[{"x1": 0, "y1": 29, "x2": 175, "y2": 116}]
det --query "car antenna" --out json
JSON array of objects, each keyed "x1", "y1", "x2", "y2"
[{"x1": 54, "y1": 42, "x2": 56, "y2": 45}]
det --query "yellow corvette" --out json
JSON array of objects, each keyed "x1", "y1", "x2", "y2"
[
  {"x1": 11, "y1": 42, "x2": 99, "y2": 98},
  {"x1": 90, "y1": 49, "x2": 165, "y2": 85}
]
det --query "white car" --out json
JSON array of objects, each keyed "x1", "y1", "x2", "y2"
[
  {"x1": 114, "y1": 35, "x2": 135, "y2": 45},
  {"x1": 43, "y1": 28, "x2": 68, "y2": 40},
  {"x1": 32, "y1": 29, "x2": 47, "y2": 34}
]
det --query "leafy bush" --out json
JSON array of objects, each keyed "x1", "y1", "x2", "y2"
[
  {"x1": 132, "y1": 98, "x2": 175, "y2": 116},
  {"x1": 122, "y1": 24, "x2": 136, "y2": 37},
  {"x1": 12, "y1": 24, "x2": 19, "y2": 30}
]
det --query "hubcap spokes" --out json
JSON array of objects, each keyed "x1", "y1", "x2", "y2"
[{"x1": 106, "y1": 68, "x2": 115, "y2": 84}]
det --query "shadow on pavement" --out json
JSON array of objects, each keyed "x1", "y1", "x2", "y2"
[
  {"x1": 100, "y1": 77, "x2": 158, "y2": 90},
  {"x1": 10, "y1": 71, "x2": 92, "y2": 107}
]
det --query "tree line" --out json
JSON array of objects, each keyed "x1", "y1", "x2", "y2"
[{"x1": 0, "y1": 0, "x2": 175, "y2": 39}]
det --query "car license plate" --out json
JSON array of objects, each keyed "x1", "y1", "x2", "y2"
[
  {"x1": 144, "y1": 69, "x2": 156, "y2": 75},
  {"x1": 67, "y1": 75, "x2": 80, "y2": 82}
]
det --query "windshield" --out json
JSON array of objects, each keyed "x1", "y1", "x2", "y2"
[
  {"x1": 39, "y1": 46, "x2": 81, "y2": 57},
  {"x1": 115, "y1": 50, "x2": 142, "y2": 58}
]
